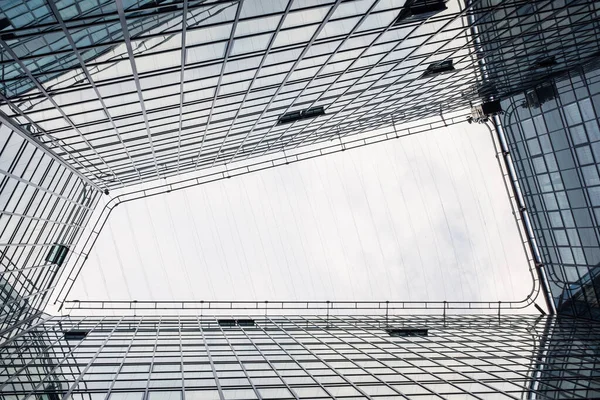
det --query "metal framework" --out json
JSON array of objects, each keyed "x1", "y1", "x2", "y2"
[
  {"x1": 1, "y1": 314, "x2": 599, "y2": 399},
  {"x1": 0, "y1": 0, "x2": 596, "y2": 311},
  {"x1": 0, "y1": 0, "x2": 597, "y2": 318},
  {"x1": 497, "y1": 65, "x2": 600, "y2": 319},
  {"x1": 54, "y1": 110, "x2": 507, "y2": 310},
  {"x1": 0, "y1": 0, "x2": 597, "y2": 190},
  {"x1": 0, "y1": 111, "x2": 101, "y2": 340},
  {"x1": 0, "y1": 1, "x2": 600, "y2": 398}
]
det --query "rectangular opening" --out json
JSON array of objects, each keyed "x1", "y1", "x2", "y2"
[
  {"x1": 278, "y1": 106, "x2": 325, "y2": 125},
  {"x1": 218, "y1": 319, "x2": 255, "y2": 327},
  {"x1": 480, "y1": 100, "x2": 502, "y2": 115},
  {"x1": 46, "y1": 244, "x2": 70, "y2": 266},
  {"x1": 63, "y1": 330, "x2": 89, "y2": 341},
  {"x1": 411, "y1": 1, "x2": 447, "y2": 16},
  {"x1": 421, "y1": 60, "x2": 454, "y2": 78},
  {"x1": 0, "y1": 32, "x2": 16, "y2": 40},
  {"x1": 531, "y1": 55, "x2": 557, "y2": 70},
  {"x1": 386, "y1": 328, "x2": 428, "y2": 337},
  {"x1": 525, "y1": 82, "x2": 557, "y2": 108},
  {"x1": 218, "y1": 319, "x2": 236, "y2": 327},
  {"x1": 0, "y1": 18, "x2": 10, "y2": 31},
  {"x1": 395, "y1": 0, "x2": 447, "y2": 25},
  {"x1": 82, "y1": 126, "x2": 533, "y2": 305}
]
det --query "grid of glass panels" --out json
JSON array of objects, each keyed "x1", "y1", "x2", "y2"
[
  {"x1": 1, "y1": 314, "x2": 599, "y2": 399},
  {"x1": 0, "y1": 0, "x2": 180, "y2": 98},
  {"x1": 470, "y1": 0, "x2": 600, "y2": 102},
  {"x1": 499, "y1": 65, "x2": 600, "y2": 319},
  {"x1": 2, "y1": 0, "x2": 598, "y2": 188},
  {"x1": 0, "y1": 113, "x2": 101, "y2": 340}
]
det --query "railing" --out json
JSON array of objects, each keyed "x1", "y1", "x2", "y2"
[{"x1": 62, "y1": 299, "x2": 532, "y2": 317}]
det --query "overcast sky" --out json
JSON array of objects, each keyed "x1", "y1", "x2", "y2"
[{"x1": 65, "y1": 122, "x2": 535, "y2": 309}]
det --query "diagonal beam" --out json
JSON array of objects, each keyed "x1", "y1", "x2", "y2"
[
  {"x1": 0, "y1": 104, "x2": 103, "y2": 192},
  {"x1": 175, "y1": 0, "x2": 190, "y2": 174},
  {"x1": 115, "y1": 0, "x2": 161, "y2": 179},
  {"x1": 46, "y1": 0, "x2": 141, "y2": 183},
  {"x1": 193, "y1": 0, "x2": 245, "y2": 170},
  {"x1": 224, "y1": 0, "x2": 344, "y2": 165},
  {"x1": 0, "y1": 39, "x2": 122, "y2": 188},
  {"x1": 208, "y1": 0, "x2": 295, "y2": 168}
]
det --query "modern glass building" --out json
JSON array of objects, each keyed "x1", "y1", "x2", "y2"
[
  {"x1": 1, "y1": 315, "x2": 600, "y2": 399},
  {"x1": 468, "y1": 0, "x2": 600, "y2": 318},
  {"x1": 496, "y1": 66, "x2": 600, "y2": 320},
  {"x1": 1, "y1": 0, "x2": 600, "y2": 398}
]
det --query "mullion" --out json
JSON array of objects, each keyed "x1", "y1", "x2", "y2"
[
  {"x1": 208, "y1": 0, "x2": 295, "y2": 169},
  {"x1": 343, "y1": 0, "x2": 599, "y2": 139},
  {"x1": 284, "y1": 0, "x2": 560, "y2": 151},
  {"x1": 174, "y1": 0, "x2": 190, "y2": 175},
  {"x1": 217, "y1": 0, "x2": 342, "y2": 165},
  {"x1": 197, "y1": 316, "x2": 226, "y2": 400},
  {"x1": 0, "y1": 159, "x2": 68, "y2": 309},
  {"x1": 435, "y1": 322, "x2": 595, "y2": 396},
  {"x1": 17, "y1": 171, "x2": 79, "y2": 309},
  {"x1": 282, "y1": 316, "x2": 424, "y2": 399},
  {"x1": 115, "y1": 0, "x2": 161, "y2": 180},
  {"x1": 193, "y1": 0, "x2": 244, "y2": 168},
  {"x1": 46, "y1": 0, "x2": 141, "y2": 185},
  {"x1": 235, "y1": 318, "x2": 302, "y2": 400},
  {"x1": 15, "y1": 8, "x2": 592, "y2": 146},
  {"x1": 308, "y1": 0, "x2": 597, "y2": 148},
  {"x1": 0, "y1": 42, "x2": 122, "y2": 187},
  {"x1": 215, "y1": 319, "x2": 264, "y2": 400},
  {"x1": 264, "y1": 0, "x2": 501, "y2": 154}
]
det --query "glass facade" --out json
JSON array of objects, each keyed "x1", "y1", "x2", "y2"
[
  {"x1": 1, "y1": 315, "x2": 600, "y2": 399},
  {"x1": 470, "y1": 0, "x2": 600, "y2": 101},
  {"x1": 0, "y1": 0, "x2": 181, "y2": 99},
  {"x1": 498, "y1": 66, "x2": 600, "y2": 319},
  {"x1": 1, "y1": 0, "x2": 596, "y2": 188},
  {"x1": 0, "y1": 0, "x2": 600, "y2": 398},
  {"x1": 465, "y1": 0, "x2": 600, "y2": 318},
  {"x1": 0, "y1": 112, "x2": 101, "y2": 340}
]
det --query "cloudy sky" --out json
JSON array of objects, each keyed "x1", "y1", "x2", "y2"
[{"x1": 67, "y1": 122, "x2": 534, "y2": 308}]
